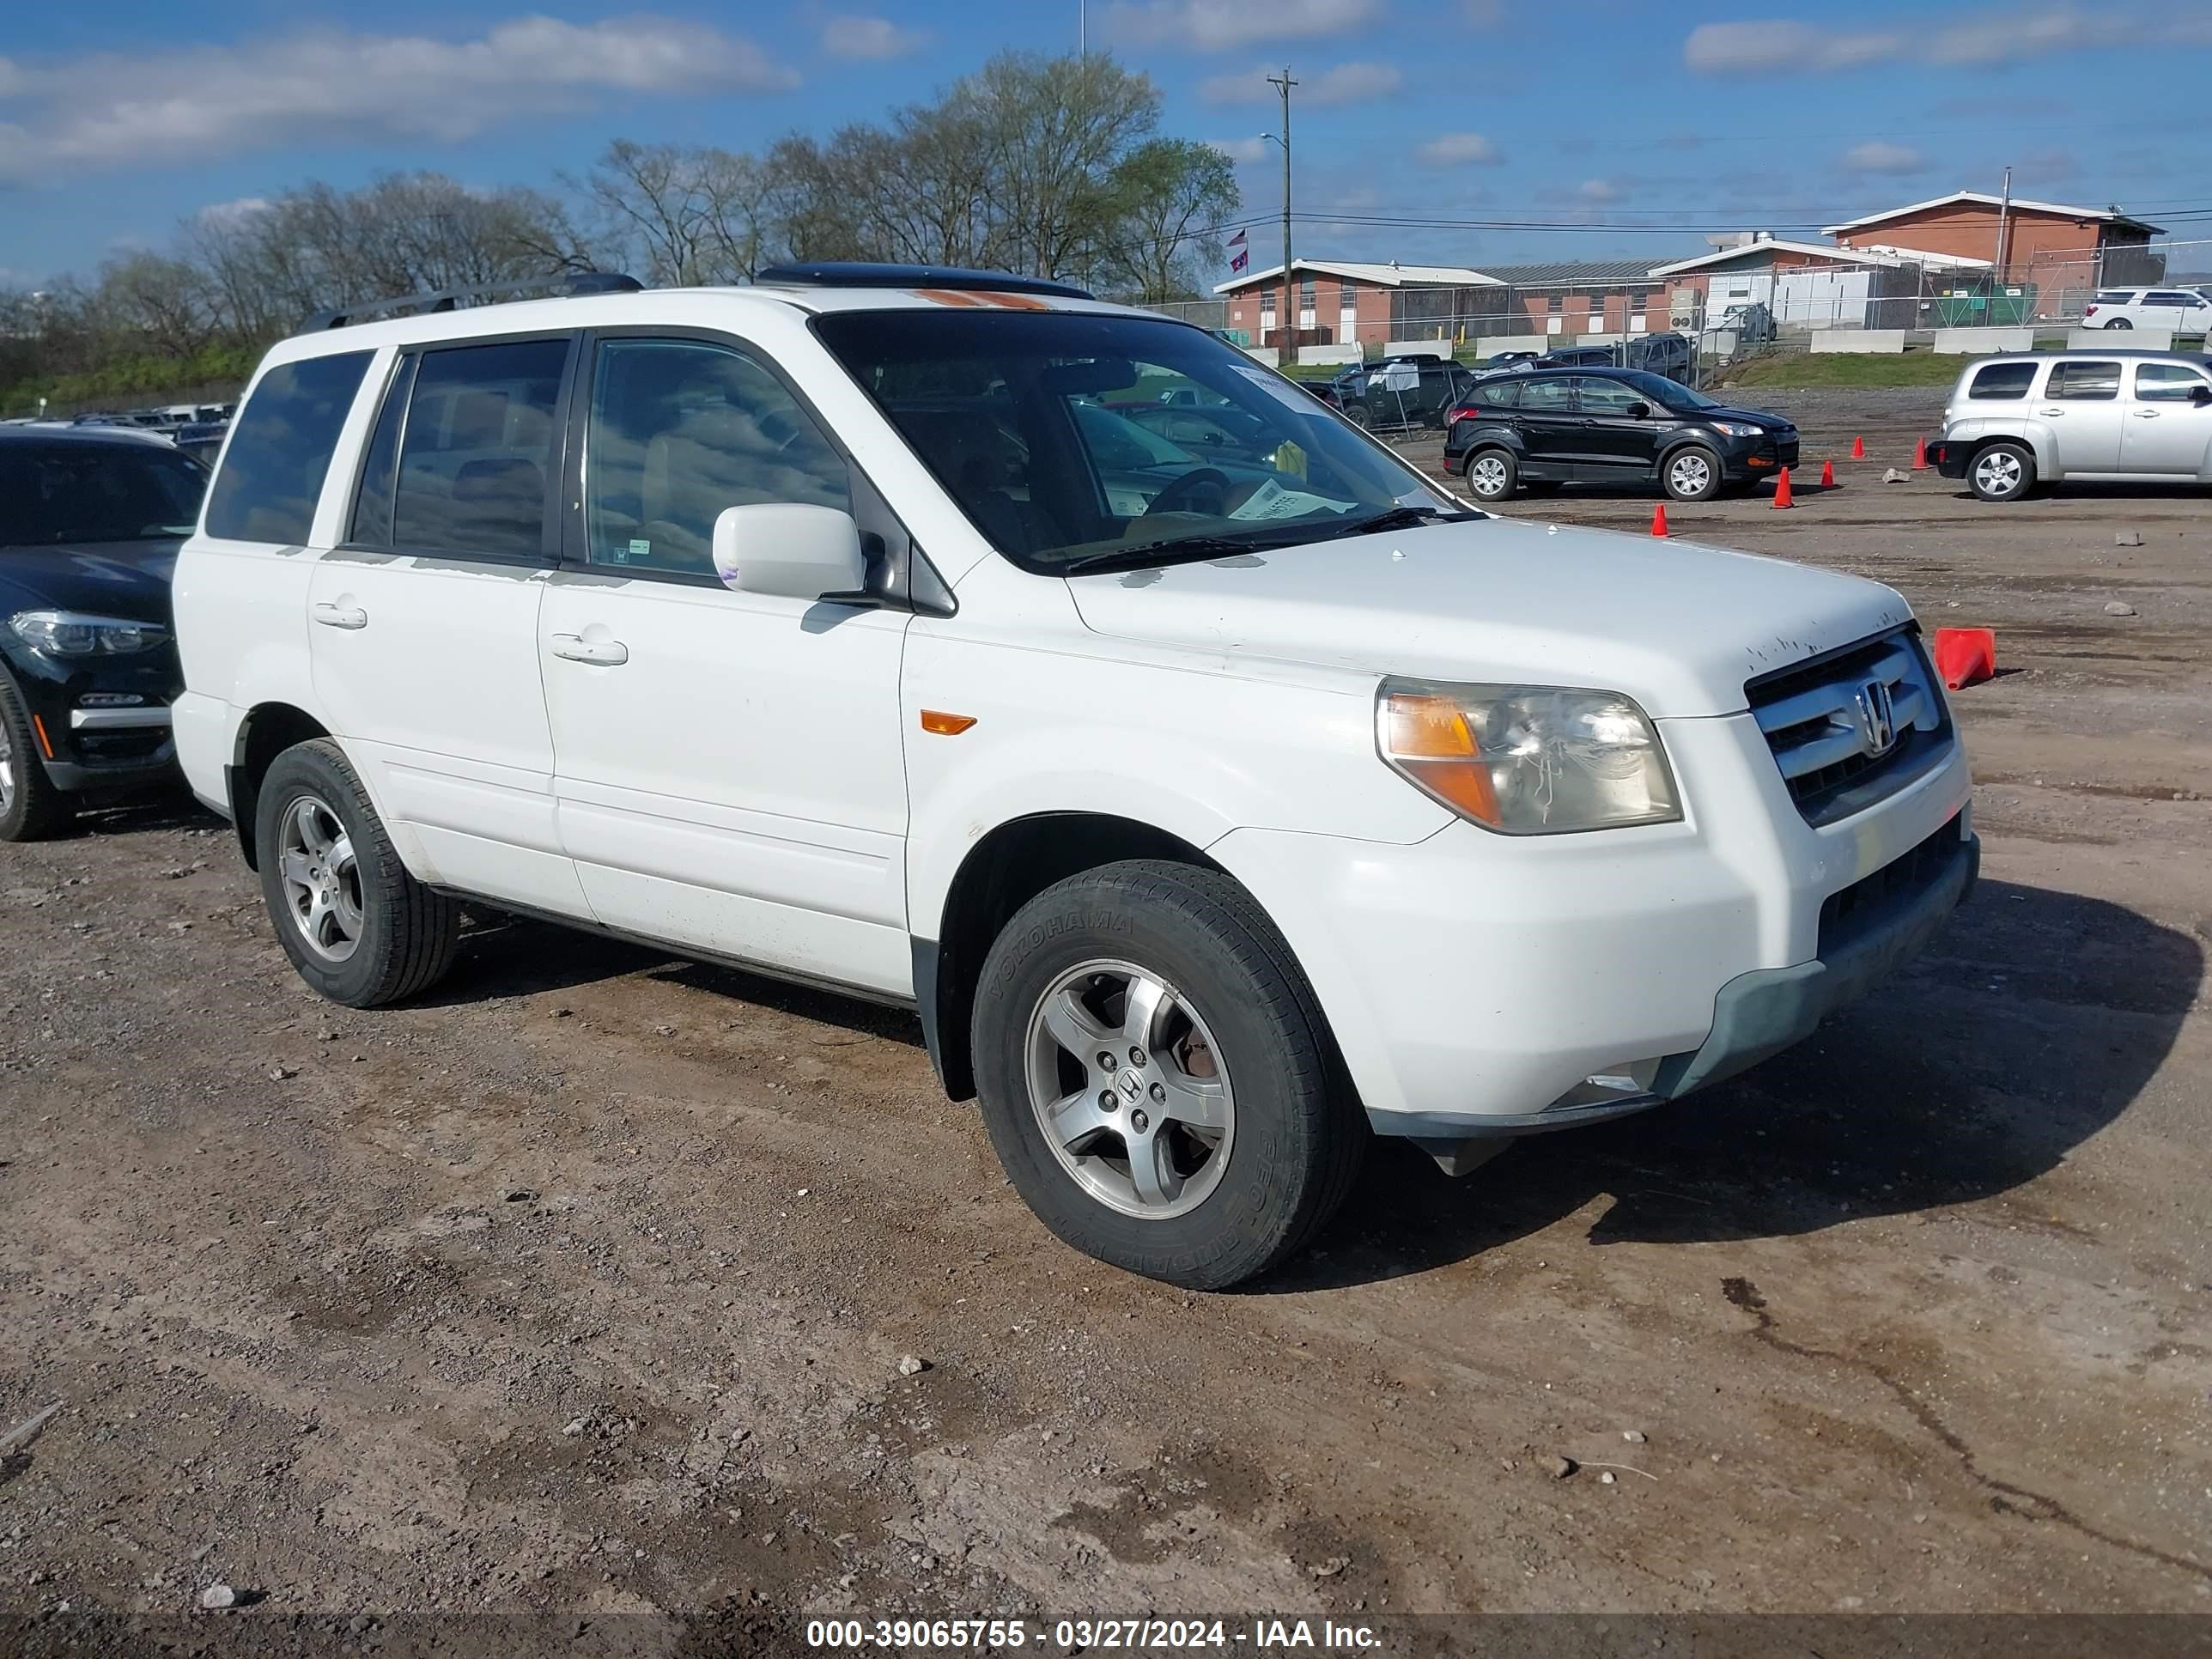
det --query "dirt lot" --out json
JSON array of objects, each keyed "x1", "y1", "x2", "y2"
[{"x1": 3, "y1": 386, "x2": 2210, "y2": 1640}]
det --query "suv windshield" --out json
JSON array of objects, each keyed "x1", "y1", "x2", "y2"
[
  {"x1": 1626, "y1": 371, "x2": 1717, "y2": 410},
  {"x1": 812, "y1": 309, "x2": 1459, "y2": 572},
  {"x1": 0, "y1": 440, "x2": 207, "y2": 548}
]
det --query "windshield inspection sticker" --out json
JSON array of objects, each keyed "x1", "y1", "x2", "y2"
[
  {"x1": 1227, "y1": 477, "x2": 1347, "y2": 522},
  {"x1": 1227, "y1": 363, "x2": 1322, "y2": 415}
]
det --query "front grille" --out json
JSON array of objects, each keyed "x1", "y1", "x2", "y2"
[
  {"x1": 1818, "y1": 813, "x2": 1963, "y2": 955},
  {"x1": 1747, "y1": 629, "x2": 1951, "y2": 826}
]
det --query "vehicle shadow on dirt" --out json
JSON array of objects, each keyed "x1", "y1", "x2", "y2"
[{"x1": 1263, "y1": 878, "x2": 2203, "y2": 1291}]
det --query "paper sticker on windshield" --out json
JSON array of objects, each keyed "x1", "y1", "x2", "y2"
[
  {"x1": 1228, "y1": 363, "x2": 1320, "y2": 415},
  {"x1": 1227, "y1": 477, "x2": 1342, "y2": 522}
]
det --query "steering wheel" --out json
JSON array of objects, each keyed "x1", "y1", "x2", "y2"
[{"x1": 1143, "y1": 466, "x2": 1234, "y2": 518}]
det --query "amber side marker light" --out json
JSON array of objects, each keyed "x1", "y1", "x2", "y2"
[
  {"x1": 29, "y1": 714, "x2": 55, "y2": 759},
  {"x1": 1378, "y1": 690, "x2": 1500, "y2": 825},
  {"x1": 920, "y1": 710, "x2": 978, "y2": 736}
]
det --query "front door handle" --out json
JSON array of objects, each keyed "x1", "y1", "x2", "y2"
[
  {"x1": 313, "y1": 602, "x2": 368, "y2": 630},
  {"x1": 2131, "y1": 410, "x2": 2160, "y2": 419},
  {"x1": 2037, "y1": 407, "x2": 2064, "y2": 416},
  {"x1": 548, "y1": 634, "x2": 629, "y2": 665}
]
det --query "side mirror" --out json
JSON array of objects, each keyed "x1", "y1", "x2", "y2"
[
  {"x1": 712, "y1": 504, "x2": 868, "y2": 601},
  {"x1": 1624, "y1": 400, "x2": 1651, "y2": 419},
  {"x1": 2192, "y1": 385, "x2": 2212, "y2": 406}
]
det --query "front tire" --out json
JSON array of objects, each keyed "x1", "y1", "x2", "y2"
[
  {"x1": 0, "y1": 674, "x2": 73, "y2": 842},
  {"x1": 971, "y1": 860, "x2": 1364, "y2": 1290},
  {"x1": 1968, "y1": 441, "x2": 2034, "y2": 502},
  {"x1": 1463, "y1": 446, "x2": 1518, "y2": 501},
  {"x1": 254, "y1": 738, "x2": 459, "y2": 1006},
  {"x1": 1662, "y1": 444, "x2": 1724, "y2": 501}
]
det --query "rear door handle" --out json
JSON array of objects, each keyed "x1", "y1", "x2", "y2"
[
  {"x1": 2037, "y1": 407, "x2": 2064, "y2": 416},
  {"x1": 2131, "y1": 410, "x2": 2160, "y2": 419},
  {"x1": 313, "y1": 602, "x2": 368, "y2": 630},
  {"x1": 548, "y1": 634, "x2": 629, "y2": 665}
]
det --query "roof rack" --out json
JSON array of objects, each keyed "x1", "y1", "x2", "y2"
[
  {"x1": 301, "y1": 271, "x2": 644, "y2": 332},
  {"x1": 752, "y1": 262, "x2": 1092, "y2": 301}
]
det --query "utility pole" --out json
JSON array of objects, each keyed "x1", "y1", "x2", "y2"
[
  {"x1": 1267, "y1": 66, "x2": 1297, "y2": 368},
  {"x1": 1994, "y1": 165, "x2": 2013, "y2": 291}
]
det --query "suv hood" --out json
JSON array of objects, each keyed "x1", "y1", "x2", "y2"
[
  {"x1": 1066, "y1": 516, "x2": 1909, "y2": 718},
  {"x1": 0, "y1": 538, "x2": 179, "y2": 624}
]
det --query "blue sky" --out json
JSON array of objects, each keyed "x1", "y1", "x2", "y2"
[{"x1": 3, "y1": 1, "x2": 2210, "y2": 288}]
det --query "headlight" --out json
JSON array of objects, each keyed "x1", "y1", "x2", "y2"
[
  {"x1": 1709, "y1": 421, "x2": 1764, "y2": 438},
  {"x1": 7, "y1": 610, "x2": 170, "y2": 657},
  {"x1": 1376, "y1": 679, "x2": 1681, "y2": 834}
]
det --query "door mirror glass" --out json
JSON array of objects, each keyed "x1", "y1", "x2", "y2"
[{"x1": 712, "y1": 504, "x2": 867, "y2": 600}]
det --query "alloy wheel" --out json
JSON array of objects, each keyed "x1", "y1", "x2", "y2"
[
  {"x1": 1974, "y1": 449, "x2": 2023, "y2": 497},
  {"x1": 1468, "y1": 454, "x2": 1509, "y2": 498},
  {"x1": 1024, "y1": 958, "x2": 1235, "y2": 1221},
  {"x1": 276, "y1": 793, "x2": 364, "y2": 962},
  {"x1": 0, "y1": 721, "x2": 14, "y2": 817},
  {"x1": 1668, "y1": 453, "x2": 1712, "y2": 496}
]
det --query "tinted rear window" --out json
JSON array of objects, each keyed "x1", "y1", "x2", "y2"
[
  {"x1": 1968, "y1": 362, "x2": 2037, "y2": 400},
  {"x1": 390, "y1": 339, "x2": 568, "y2": 558},
  {"x1": 204, "y1": 352, "x2": 372, "y2": 544}
]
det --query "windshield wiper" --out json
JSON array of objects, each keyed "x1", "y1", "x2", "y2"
[
  {"x1": 1318, "y1": 504, "x2": 1476, "y2": 541},
  {"x1": 1059, "y1": 533, "x2": 1306, "y2": 577}
]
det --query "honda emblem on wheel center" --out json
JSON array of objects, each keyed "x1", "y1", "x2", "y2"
[
  {"x1": 1854, "y1": 678, "x2": 1897, "y2": 757},
  {"x1": 1116, "y1": 1069, "x2": 1146, "y2": 1103}
]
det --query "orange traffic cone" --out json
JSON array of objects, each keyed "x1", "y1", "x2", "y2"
[
  {"x1": 1911, "y1": 435, "x2": 1929, "y2": 470},
  {"x1": 1850, "y1": 435, "x2": 1866, "y2": 459},
  {"x1": 1819, "y1": 459, "x2": 1836, "y2": 489},
  {"x1": 1650, "y1": 502, "x2": 1669, "y2": 538},
  {"x1": 1772, "y1": 467, "x2": 1795, "y2": 509}
]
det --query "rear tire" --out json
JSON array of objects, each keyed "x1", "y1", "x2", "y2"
[
  {"x1": 254, "y1": 738, "x2": 459, "y2": 1006},
  {"x1": 1463, "y1": 447, "x2": 1518, "y2": 502},
  {"x1": 0, "y1": 674, "x2": 73, "y2": 842},
  {"x1": 1344, "y1": 402, "x2": 1372, "y2": 428},
  {"x1": 1968, "y1": 441, "x2": 2034, "y2": 503},
  {"x1": 2103, "y1": 318, "x2": 2132, "y2": 330},
  {"x1": 971, "y1": 860, "x2": 1364, "y2": 1291}
]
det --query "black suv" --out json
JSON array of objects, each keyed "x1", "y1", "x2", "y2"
[
  {"x1": 1442, "y1": 367, "x2": 1798, "y2": 503},
  {"x1": 0, "y1": 427, "x2": 204, "y2": 839},
  {"x1": 1333, "y1": 357, "x2": 1475, "y2": 429},
  {"x1": 1535, "y1": 331, "x2": 1695, "y2": 383}
]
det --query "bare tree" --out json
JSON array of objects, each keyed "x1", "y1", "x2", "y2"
[{"x1": 1103, "y1": 138, "x2": 1241, "y2": 304}]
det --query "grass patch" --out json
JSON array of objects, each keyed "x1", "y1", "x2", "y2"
[{"x1": 1719, "y1": 350, "x2": 1987, "y2": 390}]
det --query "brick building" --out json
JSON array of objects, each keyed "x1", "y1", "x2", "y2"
[
  {"x1": 1824, "y1": 191, "x2": 2164, "y2": 315},
  {"x1": 1213, "y1": 260, "x2": 1499, "y2": 346}
]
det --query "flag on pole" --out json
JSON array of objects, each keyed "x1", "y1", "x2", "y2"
[{"x1": 1228, "y1": 228, "x2": 1249, "y2": 274}]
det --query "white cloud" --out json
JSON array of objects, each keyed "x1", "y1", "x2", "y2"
[
  {"x1": 1688, "y1": 6, "x2": 2212, "y2": 75},
  {"x1": 196, "y1": 195, "x2": 271, "y2": 227},
  {"x1": 1842, "y1": 141, "x2": 1925, "y2": 175},
  {"x1": 0, "y1": 15, "x2": 798, "y2": 181},
  {"x1": 1577, "y1": 178, "x2": 1621, "y2": 203},
  {"x1": 1107, "y1": 0, "x2": 1382, "y2": 52},
  {"x1": 820, "y1": 15, "x2": 930, "y2": 59},
  {"x1": 1684, "y1": 21, "x2": 1901, "y2": 73},
  {"x1": 1208, "y1": 137, "x2": 1269, "y2": 164},
  {"x1": 1201, "y1": 60, "x2": 1400, "y2": 106},
  {"x1": 1417, "y1": 132, "x2": 1500, "y2": 167}
]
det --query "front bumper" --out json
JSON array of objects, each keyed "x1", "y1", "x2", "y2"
[
  {"x1": 1211, "y1": 707, "x2": 1973, "y2": 1137},
  {"x1": 1719, "y1": 431, "x2": 1800, "y2": 477},
  {"x1": 2, "y1": 646, "x2": 182, "y2": 796}
]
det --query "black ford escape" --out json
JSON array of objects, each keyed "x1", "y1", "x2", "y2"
[{"x1": 1443, "y1": 367, "x2": 1799, "y2": 503}]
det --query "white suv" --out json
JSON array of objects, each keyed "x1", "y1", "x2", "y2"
[
  {"x1": 1934, "y1": 350, "x2": 2212, "y2": 500},
  {"x1": 2081, "y1": 288, "x2": 2212, "y2": 333},
  {"x1": 172, "y1": 266, "x2": 1976, "y2": 1288}
]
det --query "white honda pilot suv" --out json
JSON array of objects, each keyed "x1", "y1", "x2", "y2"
[{"x1": 173, "y1": 265, "x2": 1976, "y2": 1288}]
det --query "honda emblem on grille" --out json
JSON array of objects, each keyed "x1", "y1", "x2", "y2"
[{"x1": 1854, "y1": 678, "x2": 1897, "y2": 757}]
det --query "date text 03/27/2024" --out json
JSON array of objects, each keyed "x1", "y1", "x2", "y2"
[{"x1": 805, "y1": 1619, "x2": 1382, "y2": 1650}]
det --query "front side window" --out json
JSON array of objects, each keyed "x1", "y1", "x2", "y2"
[
  {"x1": 1968, "y1": 362, "x2": 2037, "y2": 400},
  {"x1": 2135, "y1": 362, "x2": 2212, "y2": 403},
  {"x1": 2047, "y1": 360, "x2": 2121, "y2": 401},
  {"x1": 583, "y1": 338, "x2": 849, "y2": 576},
  {"x1": 0, "y1": 441, "x2": 207, "y2": 548},
  {"x1": 204, "y1": 351, "x2": 372, "y2": 544},
  {"x1": 813, "y1": 309, "x2": 1456, "y2": 573},
  {"x1": 390, "y1": 339, "x2": 568, "y2": 558},
  {"x1": 1572, "y1": 377, "x2": 1644, "y2": 415}
]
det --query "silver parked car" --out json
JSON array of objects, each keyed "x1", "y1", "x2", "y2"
[{"x1": 1932, "y1": 350, "x2": 2212, "y2": 501}]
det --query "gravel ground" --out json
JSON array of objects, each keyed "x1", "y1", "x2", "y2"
[{"x1": 3, "y1": 385, "x2": 2210, "y2": 1644}]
